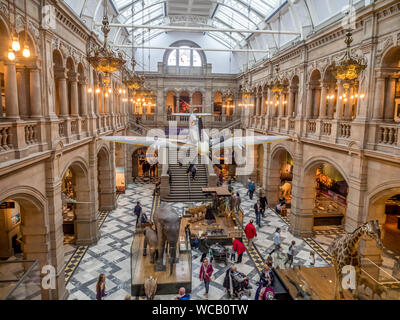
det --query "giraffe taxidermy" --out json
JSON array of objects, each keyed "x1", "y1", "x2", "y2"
[{"x1": 329, "y1": 220, "x2": 383, "y2": 300}]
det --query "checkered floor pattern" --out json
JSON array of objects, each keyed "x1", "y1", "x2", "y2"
[{"x1": 65, "y1": 180, "x2": 350, "y2": 300}]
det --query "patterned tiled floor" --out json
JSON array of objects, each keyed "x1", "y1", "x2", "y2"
[{"x1": 66, "y1": 180, "x2": 329, "y2": 300}]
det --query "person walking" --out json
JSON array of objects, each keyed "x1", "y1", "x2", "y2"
[
  {"x1": 96, "y1": 274, "x2": 107, "y2": 300},
  {"x1": 134, "y1": 201, "x2": 142, "y2": 226},
  {"x1": 244, "y1": 220, "x2": 257, "y2": 248},
  {"x1": 232, "y1": 238, "x2": 246, "y2": 263},
  {"x1": 167, "y1": 168, "x2": 172, "y2": 185},
  {"x1": 199, "y1": 258, "x2": 213, "y2": 299},
  {"x1": 235, "y1": 192, "x2": 241, "y2": 214},
  {"x1": 191, "y1": 164, "x2": 197, "y2": 180},
  {"x1": 248, "y1": 180, "x2": 255, "y2": 200},
  {"x1": 198, "y1": 235, "x2": 210, "y2": 262},
  {"x1": 269, "y1": 228, "x2": 281, "y2": 255},
  {"x1": 246, "y1": 178, "x2": 251, "y2": 196},
  {"x1": 259, "y1": 192, "x2": 268, "y2": 217},
  {"x1": 284, "y1": 240, "x2": 296, "y2": 268},
  {"x1": 254, "y1": 200, "x2": 262, "y2": 227}
]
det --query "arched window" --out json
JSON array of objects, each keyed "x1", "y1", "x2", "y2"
[{"x1": 167, "y1": 46, "x2": 202, "y2": 67}]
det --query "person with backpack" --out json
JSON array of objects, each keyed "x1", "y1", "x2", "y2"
[{"x1": 248, "y1": 180, "x2": 255, "y2": 200}]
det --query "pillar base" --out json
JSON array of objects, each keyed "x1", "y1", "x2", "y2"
[{"x1": 289, "y1": 212, "x2": 314, "y2": 238}]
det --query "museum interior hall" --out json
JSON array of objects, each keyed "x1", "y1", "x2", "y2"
[{"x1": 0, "y1": 0, "x2": 399, "y2": 301}]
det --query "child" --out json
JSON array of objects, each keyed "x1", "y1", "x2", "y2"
[{"x1": 209, "y1": 248, "x2": 214, "y2": 264}]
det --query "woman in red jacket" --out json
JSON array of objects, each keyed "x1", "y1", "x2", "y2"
[
  {"x1": 244, "y1": 219, "x2": 257, "y2": 248},
  {"x1": 232, "y1": 238, "x2": 246, "y2": 263},
  {"x1": 199, "y1": 257, "x2": 214, "y2": 299}
]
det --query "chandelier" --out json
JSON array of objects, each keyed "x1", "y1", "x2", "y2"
[
  {"x1": 87, "y1": 0, "x2": 125, "y2": 86},
  {"x1": 271, "y1": 65, "x2": 283, "y2": 93},
  {"x1": 331, "y1": 29, "x2": 367, "y2": 90},
  {"x1": 123, "y1": 60, "x2": 145, "y2": 90}
]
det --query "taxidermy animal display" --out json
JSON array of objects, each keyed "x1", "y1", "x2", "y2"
[
  {"x1": 187, "y1": 204, "x2": 206, "y2": 222},
  {"x1": 153, "y1": 203, "x2": 182, "y2": 275},
  {"x1": 144, "y1": 276, "x2": 157, "y2": 300},
  {"x1": 143, "y1": 226, "x2": 159, "y2": 264},
  {"x1": 329, "y1": 220, "x2": 383, "y2": 300}
]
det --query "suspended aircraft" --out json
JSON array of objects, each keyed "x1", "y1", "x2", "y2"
[{"x1": 101, "y1": 112, "x2": 289, "y2": 159}]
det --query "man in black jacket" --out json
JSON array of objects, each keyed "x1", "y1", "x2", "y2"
[{"x1": 259, "y1": 192, "x2": 268, "y2": 217}]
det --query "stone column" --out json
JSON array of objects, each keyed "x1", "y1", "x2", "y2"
[
  {"x1": 261, "y1": 90, "x2": 266, "y2": 115},
  {"x1": 314, "y1": 87, "x2": 321, "y2": 118},
  {"x1": 30, "y1": 68, "x2": 42, "y2": 118},
  {"x1": 319, "y1": 84, "x2": 328, "y2": 119},
  {"x1": 384, "y1": 76, "x2": 396, "y2": 122},
  {"x1": 327, "y1": 86, "x2": 335, "y2": 119},
  {"x1": 55, "y1": 68, "x2": 69, "y2": 117},
  {"x1": 4, "y1": 61, "x2": 20, "y2": 119},
  {"x1": 79, "y1": 79, "x2": 88, "y2": 116},
  {"x1": 344, "y1": 86, "x2": 353, "y2": 120},
  {"x1": 288, "y1": 87, "x2": 295, "y2": 118},
  {"x1": 69, "y1": 73, "x2": 79, "y2": 117},
  {"x1": 372, "y1": 76, "x2": 385, "y2": 121},
  {"x1": 16, "y1": 68, "x2": 29, "y2": 118},
  {"x1": 335, "y1": 81, "x2": 344, "y2": 120},
  {"x1": 266, "y1": 88, "x2": 272, "y2": 117},
  {"x1": 305, "y1": 84, "x2": 313, "y2": 119}
]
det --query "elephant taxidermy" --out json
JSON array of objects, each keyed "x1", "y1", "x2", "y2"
[
  {"x1": 143, "y1": 226, "x2": 159, "y2": 264},
  {"x1": 153, "y1": 203, "x2": 182, "y2": 275}
]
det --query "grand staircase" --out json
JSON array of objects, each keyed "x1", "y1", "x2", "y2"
[{"x1": 163, "y1": 149, "x2": 209, "y2": 202}]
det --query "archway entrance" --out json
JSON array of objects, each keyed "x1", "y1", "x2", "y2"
[
  {"x1": 367, "y1": 188, "x2": 400, "y2": 280},
  {"x1": 0, "y1": 194, "x2": 48, "y2": 299},
  {"x1": 131, "y1": 148, "x2": 159, "y2": 181},
  {"x1": 267, "y1": 148, "x2": 294, "y2": 208},
  {"x1": 304, "y1": 162, "x2": 348, "y2": 228}
]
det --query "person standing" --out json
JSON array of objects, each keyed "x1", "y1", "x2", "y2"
[
  {"x1": 96, "y1": 274, "x2": 107, "y2": 300},
  {"x1": 259, "y1": 192, "x2": 268, "y2": 217},
  {"x1": 246, "y1": 178, "x2": 251, "y2": 196},
  {"x1": 248, "y1": 180, "x2": 255, "y2": 200},
  {"x1": 269, "y1": 228, "x2": 281, "y2": 255},
  {"x1": 134, "y1": 201, "x2": 142, "y2": 226},
  {"x1": 232, "y1": 238, "x2": 246, "y2": 263},
  {"x1": 198, "y1": 235, "x2": 210, "y2": 262},
  {"x1": 167, "y1": 168, "x2": 172, "y2": 185},
  {"x1": 244, "y1": 220, "x2": 257, "y2": 248},
  {"x1": 284, "y1": 240, "x2": 296, "y2": 268},
  {"x1": 235, "y1": 192, "x2": 241, "y2": 214},
  {"x1": 254, "y1": 200, "x2": 262, "y2": 228},
  {"x1": 199, "y1": 258, "x2": 213, "y2": 299}
]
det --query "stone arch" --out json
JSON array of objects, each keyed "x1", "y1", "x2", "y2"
[
  {"x1": 97, "y1": 146, "x2": 115, "y2": 211},
  {"x1": 53, "y1": 50, "x2": 65, "y2": 117},
  {"x1": 380, "y1": 45, "x2": 400, "y2": 69},
  {"x1": 267, "y1": 145, "x2": 295, "y2": 206},
  {"x1": 298, "y1": 157, "x2": 350, "y2": 234},
  {"x1": 365, "y1": 181, "x2": 400, "y2": 261},
  {"x1": 0, "y1": 186, "x2": 49, "y2": 294}
]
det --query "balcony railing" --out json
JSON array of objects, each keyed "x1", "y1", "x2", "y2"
[
  {"x1": 0, "y1": 124, "x2": 13, "y2": 152},
  {"x1": 378, "y1": 125, "x2": 398, "y2": 146},
  {"x1": 339, "y1": 122, "x2": 351, "y2": 139},
  {"x1": 307, "y1": 120, "x2": 316, "y2": 133},
  {"x1": 321, "y1": 121, "x2": 332, "y2": 136},
  {"x1": 58, "y1": 121, "x2": 66, "y2": 138}
]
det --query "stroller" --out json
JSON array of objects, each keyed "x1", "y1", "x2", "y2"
[{"x1": 223, "y1": 268, "x2": 252, "y2": 299}]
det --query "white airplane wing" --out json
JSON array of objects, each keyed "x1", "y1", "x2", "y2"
[
  {"x1": 211, "y1": 135, "x2": 289, "y2": 150},
  {"x1": 101, "y1": 136, "x2": 190, "y2": 148}
]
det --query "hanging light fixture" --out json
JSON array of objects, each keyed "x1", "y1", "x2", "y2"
[
  {"x1": 271, "y1": 65, "x2": 283, "y2": 93},
  {"x1": 8, "y1": 48, "x2": 15, "y2": 61},
  {"x1": 331, "y1": 29, "x2": 367, "y2": 90},
  {"x1": 88, "y1": 0, "x2": 126, "y2": 87}
]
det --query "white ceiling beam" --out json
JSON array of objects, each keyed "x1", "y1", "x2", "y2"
[
  {"x1": 96, "y1": 23, "x2": 301, "y2": 35},
  {"x1": 114, "y1": 44, "x2": 270, "y2": 53}
]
